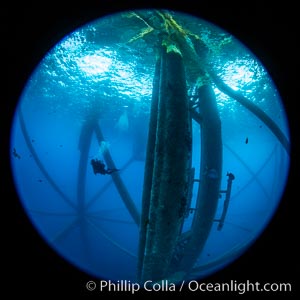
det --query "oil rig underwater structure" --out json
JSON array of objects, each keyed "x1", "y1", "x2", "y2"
[{"x1": 17, "y1": 11, "x2": 290, "y2": 285}]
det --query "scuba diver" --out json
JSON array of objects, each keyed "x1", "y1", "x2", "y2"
[{"x1": 90, "y1": 158, "x2": 119, "y2": 175}]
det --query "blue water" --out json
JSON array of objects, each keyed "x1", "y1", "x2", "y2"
[{"x1": 10, "y1": 10, "x2": 290, "y2": 282}]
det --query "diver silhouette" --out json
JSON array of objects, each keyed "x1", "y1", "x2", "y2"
[{"x1": 91, "y1": 158, "x2": 119, "y2": 175}]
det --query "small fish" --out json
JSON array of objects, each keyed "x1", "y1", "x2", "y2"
[
  {"x1": 38, "y1": 179, "x2": 43, "y2": 183},
  {"x1": 13, "y1": 148, "x2": 21, "y2": 159},
  {"x1": 245, "y1": 137, "x2": 248, "y2": 144}
]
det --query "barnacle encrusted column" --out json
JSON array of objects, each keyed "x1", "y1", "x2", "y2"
[
  {"x1": 138, "y1": 43, "x2": 192, "y2": 283},
  {"x1": 177, "y1": 82, "x2": 223, "y2": 274}
]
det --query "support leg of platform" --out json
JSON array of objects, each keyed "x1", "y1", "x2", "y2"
[{"x1": 139, "y1": 46, "x2": 192, "y2": 283}]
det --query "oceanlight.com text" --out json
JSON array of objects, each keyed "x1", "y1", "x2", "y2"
[{"x1": 187, "y1": 280, "x2": 292, "y2": 294}]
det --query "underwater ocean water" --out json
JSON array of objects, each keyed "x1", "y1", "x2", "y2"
[{"x1": 10, "y1": 10, "x2": 290, "y2": 283}]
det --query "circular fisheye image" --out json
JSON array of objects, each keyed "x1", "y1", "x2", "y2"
[{"x1": 10, "y1": 9, "x2": 290, "y2": 284}]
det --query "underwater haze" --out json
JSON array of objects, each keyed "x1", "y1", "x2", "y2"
[{"x1": 10, "y1": 10, "x2": 290, "y2": 282}]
